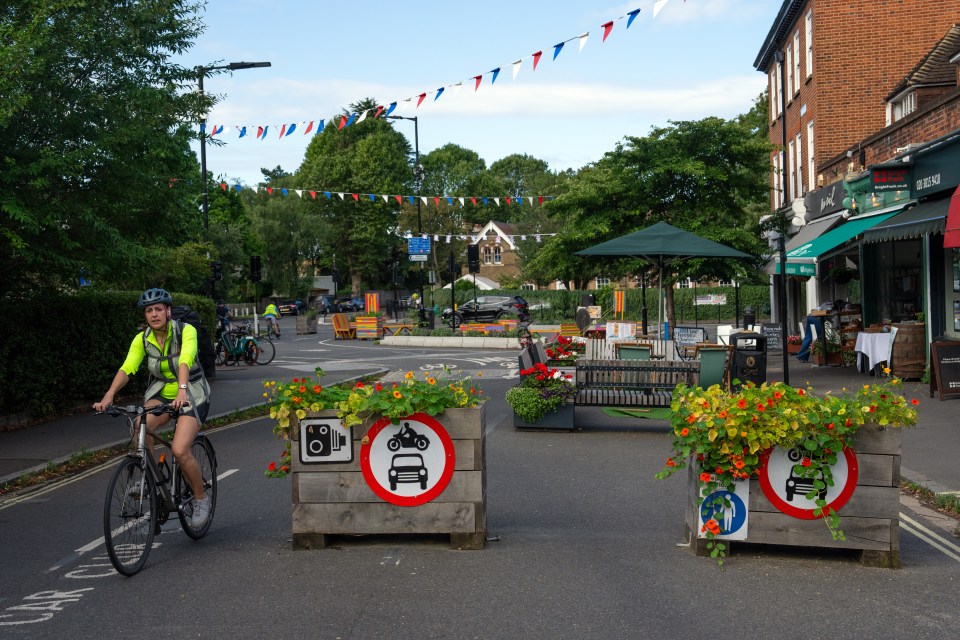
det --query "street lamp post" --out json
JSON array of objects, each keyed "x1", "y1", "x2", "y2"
[
  {"x1": 196, "y1": 61, "x2": 271, "y2": 240},
  {"x1": 386, "y1": 115, "x2": 426, "y2": 323},
  {"x1": 774, "y1": 49, "x2": 790, "y2": 385}
]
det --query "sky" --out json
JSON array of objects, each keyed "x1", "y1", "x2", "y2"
[{"x1": 178, "y1": 0, "x2": 782, "y2": 190}]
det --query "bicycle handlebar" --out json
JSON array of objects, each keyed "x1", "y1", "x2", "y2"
[{"x1": 96, "y1": 403, "x2": 184, "y2": 418}]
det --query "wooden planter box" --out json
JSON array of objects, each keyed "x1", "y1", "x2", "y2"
[
  {"x1": 513, "y1": 402, "x2": 574, "y2": 430},
  {"x1": 291, "y1": 405, "x2": 486, "y2": 550},
  {"x1": 812, "y1": 350, "x2": 843, "y2": 366},
  {"x1": 685, "y1": 425, "x2": 902, "y2": 567},
  {"x1": 295, "y1": 315, "x2": 319, "y2": 335},
  {"x1": 355, "y1": 316, "x2": 383, "y2": 340}
]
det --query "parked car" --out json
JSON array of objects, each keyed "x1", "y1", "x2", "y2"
[
  {"x1": 335, "y1": 297, "x2": 365, "y2": 312},
  {"x1": 278, "y1": 300, "x2": 300, "y2": 316},
  {"x1": 441, "y1": 295, "x2": 529, "y2": 328}
]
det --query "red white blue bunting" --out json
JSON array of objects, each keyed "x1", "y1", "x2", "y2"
[{"x1": 223, "y1": 182, "x2": 554, "y2": 207}]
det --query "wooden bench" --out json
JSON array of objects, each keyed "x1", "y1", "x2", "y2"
[
  {"x1": 331, "y1": 313, "x2": 356, "y2": 340},
  {"x1": 574, "y1": 358, "x2": 699, "y2": 407},
  {"x1": 383, "y1": 323, "x2": 414, "y2": 336}
]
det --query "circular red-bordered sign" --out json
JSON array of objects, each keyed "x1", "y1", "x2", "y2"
[
  {"x1": 759, "y1": 445, "x2": 859, "y2": 519},
  {"x1": 360, "y1": 413, "x2": 456, "y2": 507}
]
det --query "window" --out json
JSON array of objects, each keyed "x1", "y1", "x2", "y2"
[
  {"x1": 520, "y1": 283, "x2": 535, "y2": 291},
  {"x1": 595, "y1": 277, "x2": 610, "y2": 288},
  {"x1": 787, "y1": 139, "x2": 795, "y2": 201},
  {"x1": 793, "y1": 31, "x2": 801, "y2": 94},
  {"x1": 807, "y1": 122, "x2": 815, "y2": 192},
  {"x1": 493, "y1": 246, "x2": 502, "y2": 265},
  {"x1": 892, "y1": 92, "x2": 917, "y2": 122},
  {"x1": 805, "y1": 10, "x2": 813, "y2": 78},
  {"x1": 769, "y1": 71, "x2": 777, "y2": 121},
  {"x1": 786, "y1": 46, "x2": 794, "y2": 98},
  {"x1": 482, "y1": 246, "x2": 492, "y2": 264},
  {"x1": 677, "y1": 278, "x2": 692, "y2": 289},
  {"x1": 776, "y1": 61, "x2": 783, "y2": 113},
  {"x1": 716, "y1": 278, "x2": 735, "y2": 287},
  {"x1": 772, "y1": 152, "x2": 782, "y2": 209},
  {"x1": 795, "y1": 133, "x2": 804, "y2": 198}
]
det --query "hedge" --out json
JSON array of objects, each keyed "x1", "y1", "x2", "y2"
[{"x1": 0, "y1": 291, "x2": 215, "y2": 418}]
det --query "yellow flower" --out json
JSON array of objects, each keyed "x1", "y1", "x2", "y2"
[
  {"x1": 427, "y1": 377, "x2": 436, "y2": 385},
  {"x1": 882, "y1": 366, "x2": 891, "y2": 375},
  {"x1": 405, "y1": 371, "x2": 415, "y2": 379}
]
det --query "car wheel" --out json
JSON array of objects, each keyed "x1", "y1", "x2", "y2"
[{"x1": 450, "y1": 314, "x2": 463, "y2": 329}]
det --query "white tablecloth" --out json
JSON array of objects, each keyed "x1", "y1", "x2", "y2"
[{"x1": 854, "y1": 332, "x2": 893, "y2": 372}]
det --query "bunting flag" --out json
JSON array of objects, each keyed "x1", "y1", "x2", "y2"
[
  {"x1": 245, "y1": 183, "x2": 556, "y2": 206},
  {"x1": 196, "y1": 2, "x2": 678, "y2": 139}
]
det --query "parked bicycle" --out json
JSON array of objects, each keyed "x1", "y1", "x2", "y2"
[
  {"x1": 96, "y1": 403, "x2": 217, "y2": 575},
  {"x1": 233, "y1": 321, "x2": 276, "y2": 365},
  {"x1": 214, "y1": 321, "x2": 275, "y2": 366}
]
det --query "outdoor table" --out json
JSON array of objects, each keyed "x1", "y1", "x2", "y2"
[{"x1": 855, "y1": 331, "x2": 893, "y2": 374}]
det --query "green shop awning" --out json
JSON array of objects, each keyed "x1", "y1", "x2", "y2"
[
  {"x1": 765, "y1": 215, "x2": 846, "y2": 275},
  {"x1": 862, "y1": 197, "x2": 949, "y2": 243},
  {"x1": 786, "y1": 211, "x2": 900, "y2": 261}
]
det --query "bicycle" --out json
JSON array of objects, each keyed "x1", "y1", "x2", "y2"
[
  {"x1": 214, "y1": 322, "x2": 274, "y2": 366},
  {"x1": 97, "y1": 403, "x2": 217, "y2": 576},
  {"x1": 230, "y1": 321, "x2": 276, "y2": 365},
  {"x1": 517, "y1": 312, "x2": 534, "y2": 350}
]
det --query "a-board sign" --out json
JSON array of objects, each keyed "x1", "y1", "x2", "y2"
[
  {"x1": 929, "y1": 341, "x2": 960, "y2": 400},
  {"x1": 760, "y1": 323, "x2": 783, "y2": 351},
  {"x1": 673, "y1": 326, "x2": 706, "y2": 347}
]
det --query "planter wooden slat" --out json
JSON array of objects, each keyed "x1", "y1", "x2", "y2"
[
  {"x1": 743, "y1": 513, "x2": 897, "y2": 550},
  {"x1": 294, "y1": 470, "x2": 484, "y2": 503},
  {"x1": 749, "y1": 484, "x2": 901, "y2": 519},
  {"x1": 293, "y1": 502, "x2": 479, "y2": 535}
]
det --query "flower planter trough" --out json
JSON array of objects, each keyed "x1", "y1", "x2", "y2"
[
  {"x1": 513, "y1": 402, "x2": 575, "y2": 430},
  {"x1": 291, "y1": 405, "x2": 487, "y2": 550},
  {"x1": 684, "y1": 425, "x2": 902, "y2": 567},
  {"x1": 295, "y1": 315, "x2": 319, "y2": 335}
]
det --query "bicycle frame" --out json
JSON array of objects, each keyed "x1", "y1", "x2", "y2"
[{"x1": 127, "y1": 413, "x2": 184, "y2": 518}]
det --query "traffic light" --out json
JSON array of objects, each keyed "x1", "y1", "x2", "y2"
[
  {"x1": 391, "y1": 261, "x2": 402, "y2": 286},
  {"x1": 211, "y1": 260, "x2": 223, "y2": 281},
  {"x1": 250, "y1": 255, "x2": 261, "y2": 283},
  {"x1": 467, "y1": 245, "x2": 480, "y2": 274}
]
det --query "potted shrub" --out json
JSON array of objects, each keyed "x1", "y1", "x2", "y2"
[
  {"x1": 656, "y1": 373, "x2": 919, "y2": 566},
  {"x1": 295, "y1": 307, "x2": 320, "y2": 334},
  {"x1": 507, "y1": 362, "x2": 577, "y2": 429},
  {"x1": 785, "y1": 334, "x2": 802, "y2": 355}
]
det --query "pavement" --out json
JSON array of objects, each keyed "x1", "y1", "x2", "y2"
[{"x1": 2, "y1": 327, "x2": 958, "y2": 499}]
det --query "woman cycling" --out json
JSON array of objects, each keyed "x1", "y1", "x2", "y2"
[{"x1": 93, "y1": 288, "x2": 213, "y2": 527}]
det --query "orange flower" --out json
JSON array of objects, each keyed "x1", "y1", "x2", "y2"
[
  {"x1": 798, "y1": 389, "x2": 805, "y2": 396},
  {"x1": 737, "y1": 398, "x2": 747, "y2": 409},
  {"x1": 299, "y1": 385, "x2": 307, "y2": 393},
  {"x1": 773, "y1": 391, "x2": 782, "y2": 400},
  {"x1": 734, "y1": 460, "x2": 745, "y2": 469},
  {"x1": 718, "y1": 410, "x2": 728, "y2": 419},
  {"x1": 375, "y1": 382, "x2": 383, "y2": 391},
  {"x1": 268, "y1": 461, "x2": 276, "y2": 471},
  {"x1": 355, "y1": 381, "x2": 364, "y2": 388},
  {"x1": 292, "y1": 396, "x2": 302, "y2": 404},
  {"x1": 312, "y1": 385, "x2": 321, "y2": 393},
  {"x1": 687, "y1": 414, "x2": 696, "y2": 424},
  {"x1": 699, "y1": 472, "x2": 712, "y2": 482},
  {"x1": 911, "y1": 398, "x2": 920, "y2": 405},
  {"x1": 665, "y1": 458, "x2": 676, "y2": 467},
  {"x1": 801, "y1": 457, "x2": 811, "y2": 467},
  {"x1": 427, "y1": 377, "x2": 437, "y2": 385},
  {"x1": 393, "y1": 390, "x2": 402, "y2": 399},
  {"x1": 756, "y1": 403, "x2": 766, "y2": 412},
  {"x1": 405, "y1": 371, "x2": 415, "y2": 379},
  {"x1": 680, "y1": 428, "x2": 689, "y2": 437}
]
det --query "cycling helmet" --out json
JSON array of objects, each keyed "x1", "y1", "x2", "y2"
[{"x1": 138, "y1": 287, "x2": 173, "y2": 309}]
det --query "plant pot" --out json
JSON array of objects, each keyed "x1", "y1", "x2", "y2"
[
  {"x1": 290, "y1": 404, "x2": 487, "y2": 550},
  {"x1": 786, "y1": 343, "x2": 802, "y2": 355},
  {"x1": 296, "y1": 315, "x2": 319, "y2": 335},
  {"x1": 812, "y1": 350, "x2": 843, "y2": 366},
  {"x1": 513, "y1": 402, "x2": 575, "y2": 430},
  {"x1": 684, "y1": 424, "x2": 901, "y2": 567}
]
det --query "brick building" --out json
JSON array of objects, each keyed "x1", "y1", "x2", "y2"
[{"x1": 755, "y1": 1, "x2": 960, "y2": 334}]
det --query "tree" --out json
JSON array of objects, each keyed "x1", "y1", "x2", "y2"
[
  {"x1": 544, "y1": 115, "x2": 772, "y2": 327},
  {"x1": 0, "y1": 0, "x2": 209, "y2": 297},
  {"x1": 298, "y1": 99, "x2": 411, "y2": 294}
]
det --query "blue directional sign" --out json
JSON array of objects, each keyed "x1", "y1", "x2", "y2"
[{"x1": 408, "y1": 237, "x2": 431, "y2": 255}]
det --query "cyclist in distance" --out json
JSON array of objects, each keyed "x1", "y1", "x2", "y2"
[
  {"x1": 263, "y1": 300, "x2": 281, "y2": 339},
  {"x1": 93, "y1": 288, "x2": 213, "y2": 527}
]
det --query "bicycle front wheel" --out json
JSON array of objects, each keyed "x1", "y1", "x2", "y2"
[
  {"x1": 175, "y1": 435, "x2": 218, "y2": 539},
  {"x1": 253, "y1": 337, "x2": 275, "y2": 365},
  {"x1": 215, "y1": 341, "x2": 227, "y2": 366},
  {"x1": 103, "y1": 457, "x2": 156, "y2": 576}
]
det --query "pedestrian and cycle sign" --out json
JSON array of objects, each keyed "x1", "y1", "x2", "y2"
[
  {"x1": 360, "y1": 413, "x2": 455, "y2": 507},
  {"x1": 758, "y1": 445, "x2": 859, "y2": 519},
  {"x1": 698, "y1": 477, "x2": 749, "y2": 540},
  {"x1": 299, "y1": 418, "x2": 353, "y2": 464},
  {"x1": 408, "y1": 237, "x2": 431, "y2": 255}
]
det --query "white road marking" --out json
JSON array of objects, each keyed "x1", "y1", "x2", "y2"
[{"x1": 900, "y1": 512, "x2": 960, "y2": 563}]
